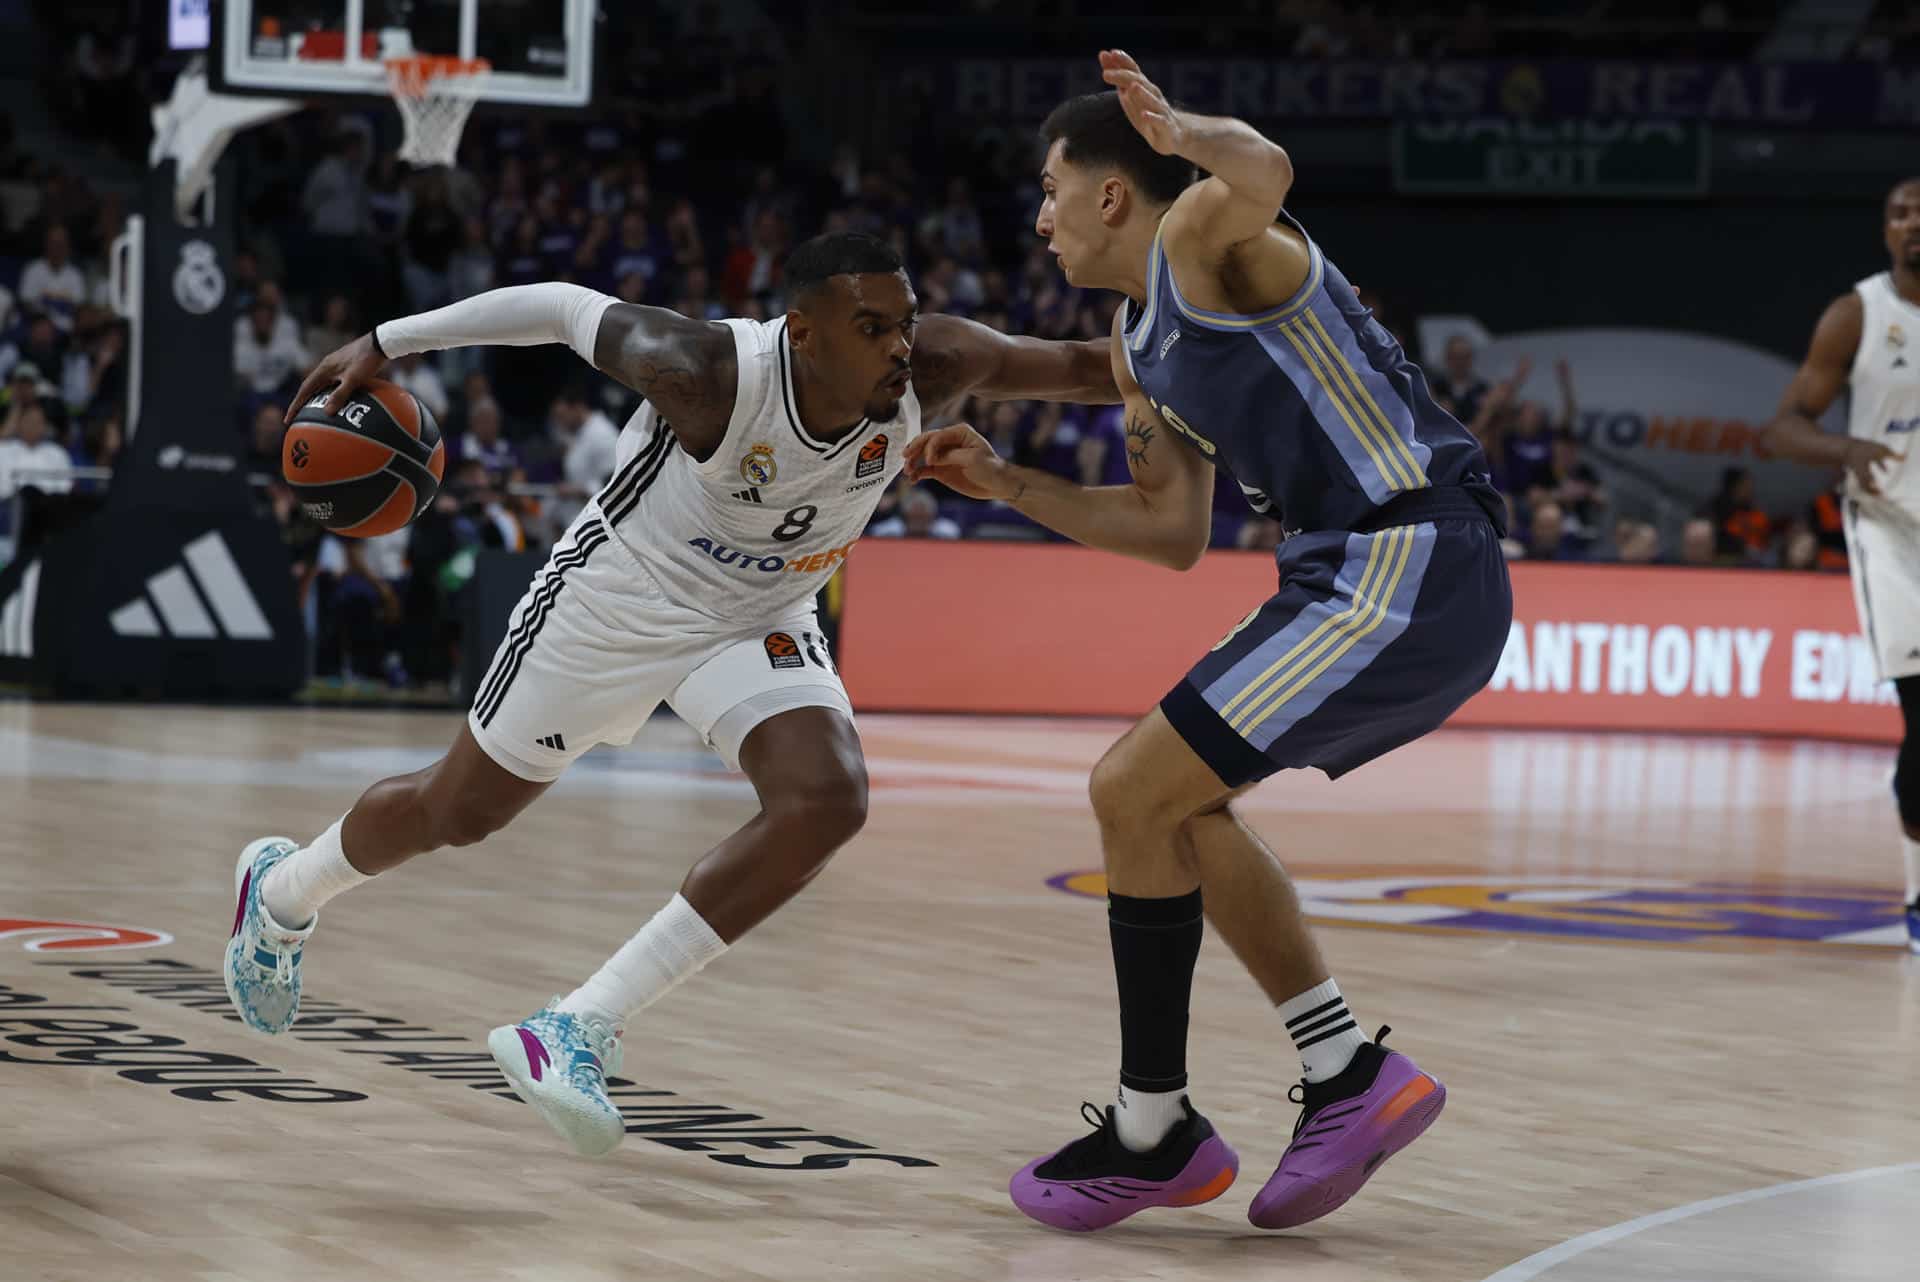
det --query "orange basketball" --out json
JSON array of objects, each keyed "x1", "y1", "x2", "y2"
[{"x1": 283, "y1": 380, "x2": 446, "y2": 538}]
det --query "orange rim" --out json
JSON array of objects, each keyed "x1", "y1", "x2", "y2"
[{"x1": 385, "y1": 56, "x2": 491, "y2": 99}]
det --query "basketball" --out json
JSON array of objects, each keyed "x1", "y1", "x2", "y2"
[{"x1": 283, "y1": 380, "x2": 446, "y2": 538}]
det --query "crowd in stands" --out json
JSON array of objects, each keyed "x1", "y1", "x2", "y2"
[{"x1": 0, "y1": 1, "x2": 1880, "y2": 693}]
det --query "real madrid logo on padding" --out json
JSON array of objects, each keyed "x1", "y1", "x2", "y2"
[
  {"x1": 854, "y1": 433, "x2": 889, "y2": 480},
  {"x1": 741, "y1": 443, "x2": 777, "y2": 487},
  {"x1": 172, "y1": 240, "x2": 226, "y2": 316}
]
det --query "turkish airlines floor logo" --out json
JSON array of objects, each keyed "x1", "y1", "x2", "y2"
[
  {"x1": 1045, "y1": 873, "x2": 1907, "y2": 949},
  {"x1": 0, "y1": 918, "x2": 174, "y2": 951},
  {"x1": 109, "y1": 531, "x2": 273, "y2": 640}
]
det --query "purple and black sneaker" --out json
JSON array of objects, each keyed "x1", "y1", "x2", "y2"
[
  {"x1": 1010, "y1": 1098, "x2": 1240, "y2": 1232},
  {"x1": 1248, "y1": 1026, "x2": 1445, "y2": 1230}
]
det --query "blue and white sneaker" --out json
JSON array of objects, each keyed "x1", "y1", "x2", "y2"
[
  {"x1": 488, "y1": 1001, "x2": 626, "y2": 1157},
  {"x1": 223, "y1": 837, "x2": 316, "y2": 1034},
  {"x1": 1907, "y1": 899, "x2": 1919, "y2": 956}
]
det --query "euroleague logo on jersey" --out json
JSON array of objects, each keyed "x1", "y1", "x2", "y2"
[
  {"x1": 764, "y1": 631, "x2": 804, "y2": 670},
  {"x1": 854, "y1": 434, "x2": 889, "y2": 480}
]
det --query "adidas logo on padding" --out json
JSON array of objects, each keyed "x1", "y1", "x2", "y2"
[
  {"x1": 0, "y1": 558, "x2": 42, "y2": 658},
  {"x1": 730, "y1": 487, "x2": 764, "y2": 503},
  {"x1": 536, "y1": 733, "x2": 567, "y2": 751},
  {"x1": 109, "y1": 532, "x2": 274, "y2": 641}
]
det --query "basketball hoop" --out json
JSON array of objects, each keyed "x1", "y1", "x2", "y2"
[{"x1": 386, "y1": 56, "x2": 491, "y2": 168}]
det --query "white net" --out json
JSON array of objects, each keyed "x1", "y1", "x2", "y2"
[{"x1": 387, "y1": 58, "x2": 491, "y2": 168}]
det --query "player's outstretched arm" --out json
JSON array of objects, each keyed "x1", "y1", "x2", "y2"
[
  {"x1": 1763, "y1": 292, "x2": 1901, "y2": 496},
  {"x1": 1100, "y1": 49, "x2": 1292, "y2": 252},
  {"x1": 287, "y1": 284, "x2": 738, "y2": 457},
  {"x1": 910, "y1": 313, "x2": 1117, "y2": 419},
  {"x1": 904, "y1": 333, "x2": 1212, "y2": 570}
]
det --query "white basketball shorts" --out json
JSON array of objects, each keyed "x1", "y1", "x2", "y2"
[
  {"x1": 1844, "y1": 499, "x2": 1920, "y2": 682},
  {"x1": 466, "y1": 503, "x2": 852, "y2": 782}
]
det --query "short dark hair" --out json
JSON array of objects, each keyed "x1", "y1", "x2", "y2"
[
  {"x1": 785, "y1": 232, "x2": 904, "y2": 303},
  {"x1": 1042, "y1": 92, "x2": 1196, "y2": 206}
]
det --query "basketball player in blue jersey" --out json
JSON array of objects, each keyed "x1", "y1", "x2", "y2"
[{"x1": 908, "y1": 52, "x2": 1513, "y2": 1232}]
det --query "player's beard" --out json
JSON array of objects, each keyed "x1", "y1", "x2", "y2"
[{"x1": 868, "y1": 396, "x2": 903, "y2": 423}]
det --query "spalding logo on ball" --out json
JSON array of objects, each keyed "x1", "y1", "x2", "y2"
[{"x1": 283, "y1": 380, "x2": 446, "y2": 537}]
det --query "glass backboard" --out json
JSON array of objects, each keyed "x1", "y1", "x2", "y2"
[{"x1": 213, "y1": 0, "x2": 593, "y2": 107}]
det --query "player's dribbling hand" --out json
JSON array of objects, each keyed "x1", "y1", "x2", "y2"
[
  {"x1": 1099, "y1": 50, "x2": 1186, "y2": 156},
  {"x1": 1843, "y1": 438, "x2": 1904, "y2": 497},
  {"x1": 903, "y1": 424, "x2": 1017, "y2": 501},
  {"x1": 287, "y1": 332, "x2": 389, "y2": 424}
]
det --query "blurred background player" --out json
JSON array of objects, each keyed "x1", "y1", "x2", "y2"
[{"x1": 1763, "y1": 177, "x2": 1920, "y2": 953}]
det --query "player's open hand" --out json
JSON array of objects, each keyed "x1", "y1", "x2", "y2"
[
  {"x1": 287, "y1": 332, "x2": 388, "y2": 423},
  {"x1": 1099, "y1": 50, "x2": 1186, "y2": 156},
  {"x1": 1843, "y1": 438, "x2": 1904, "y2": 497},
  {"x1": 904, "y1": 424, "x2": 1018, "y2": 501}
]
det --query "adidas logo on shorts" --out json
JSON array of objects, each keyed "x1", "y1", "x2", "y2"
[{"x1": 535, "y1": 733, "x2": 567, "y2": 751}]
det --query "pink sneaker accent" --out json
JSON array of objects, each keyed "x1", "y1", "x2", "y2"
[
  {"x1": 1249, "y1": 1032, "x2": 1445, "y2": 1231},
  {"x1": 517, "y1": 1027, "x2": 552, "y2": 1082}
]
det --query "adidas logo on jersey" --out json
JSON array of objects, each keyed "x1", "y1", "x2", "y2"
[{"x1": 730, "y1": 487, "x2": 765, "y2": 503}]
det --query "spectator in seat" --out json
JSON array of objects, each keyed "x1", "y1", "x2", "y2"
[
  {"x1": 388, "y1": 352, "x2": 450, "y2": 424},
  {"x1": 19, "y1": 223, "x2": 86, "y2": 333},
  {"x1": 1526, "y1": 499, "x2": 1577, "y2": 561},
  {"x1": 234, "y1": 290, "x2": 310, "y2": 399},
  {"x1": 308, "y1": 294, "x2": 358, "y2": 360},
  {"x1": 458, "y1": 397, "x2": 519, "y2": 478},
  {"x1": 870, "y1": 486, "x2": 960, "y2": 540},
  {"x1": 0, "y1": 315, "x2": 66, "y2": 389},
  {"x1": 1432, "y1": 334, "x2": 1489, "y2": 427},
  {"x1": 1807, "y1": 482, "x2": 1849, "y2": 571},
  {"x1": 1681, "y1": 517, "x2": 1719, "y2": 566},
  {"x1": 0, "y1": 401, "x2": 73, "y2": 498},
  {"x1": 1705, "y1": 466, "x2": 1771, "y2": 562}
]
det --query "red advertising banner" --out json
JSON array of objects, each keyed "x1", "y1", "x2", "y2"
[{"x1": 839, "y1": 542, "x2": 1901, "y2": 744}]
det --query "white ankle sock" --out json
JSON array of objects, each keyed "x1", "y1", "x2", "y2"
[
  {"x1": 1903, "y1": 832, "x2": 1920, "y2": 906},
  {"x1": 1278, "y1": 979, "x2": 1369, "y2": 1083},
  {"x1": 260, "y1": 818, "x2": 369, "y2": 929},
  {"x1": 1113, "y1": 1083, "x2": 1186, "y2": 1153},
  {"x1": 559, "y1": 894, "x2": 728, "y2": 1025}
]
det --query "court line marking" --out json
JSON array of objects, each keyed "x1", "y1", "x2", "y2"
[{"x1": 1479, "y1": 1160, "x2": 1920, "y2": 1282}]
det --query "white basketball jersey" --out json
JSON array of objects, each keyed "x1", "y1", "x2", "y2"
[
  {"x1": 1847, "y1": 272, "x2": 1920, "y2": 521},
  {"x1": 598, "y1": 316, "x2": 921, "y2": 620}
]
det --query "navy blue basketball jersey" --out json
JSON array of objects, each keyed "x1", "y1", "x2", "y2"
[{"x1": 1121, "y1": 211, "x2": 1501, "y2": 535}]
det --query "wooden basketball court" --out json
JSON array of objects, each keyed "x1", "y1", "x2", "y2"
[{"x1": 4, "y1": 702, "x2": 1913, "y2": 1281}]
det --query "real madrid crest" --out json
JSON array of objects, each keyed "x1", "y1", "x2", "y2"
[
  {"x1": 1887, "y1": 323, "x2": 1906, "y2": 349},
  {"x1": 173, "y1": 240, "x2": 226, "y2": 316},
  {"x1": 740, "y1": 443, "x2": 778, "y2": 486}
]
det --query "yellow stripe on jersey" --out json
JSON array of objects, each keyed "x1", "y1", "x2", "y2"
[
  {"x1": 1235, "y1": 524, "x2": 1416, "y2": 737},
  {"x1": 1298, "y1": 309, "x2": 1427, "y2": 490},
  {"x1": 1216, "y1": 526, "x2": 1402, "y2": 729},
  {"x1": 1277, "y1": 318, "x2": 1408, "y2": 495}
]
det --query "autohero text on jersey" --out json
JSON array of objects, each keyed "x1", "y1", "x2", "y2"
[{"x1": 686, "y1": 537, "x2": 855, "y2": 576}]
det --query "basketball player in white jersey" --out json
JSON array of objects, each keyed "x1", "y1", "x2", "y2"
[
  {"x1": 1764, "y1": 177, "x2": 1919, "y2": 954},
  {"x1": 223, "y1": 233, "x2": 1118, "y2": 1154}
]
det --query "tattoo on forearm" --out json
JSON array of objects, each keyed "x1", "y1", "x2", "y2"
[{"x1": 1125, "y1": 413, "x2": 1155, "y2": 468}]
